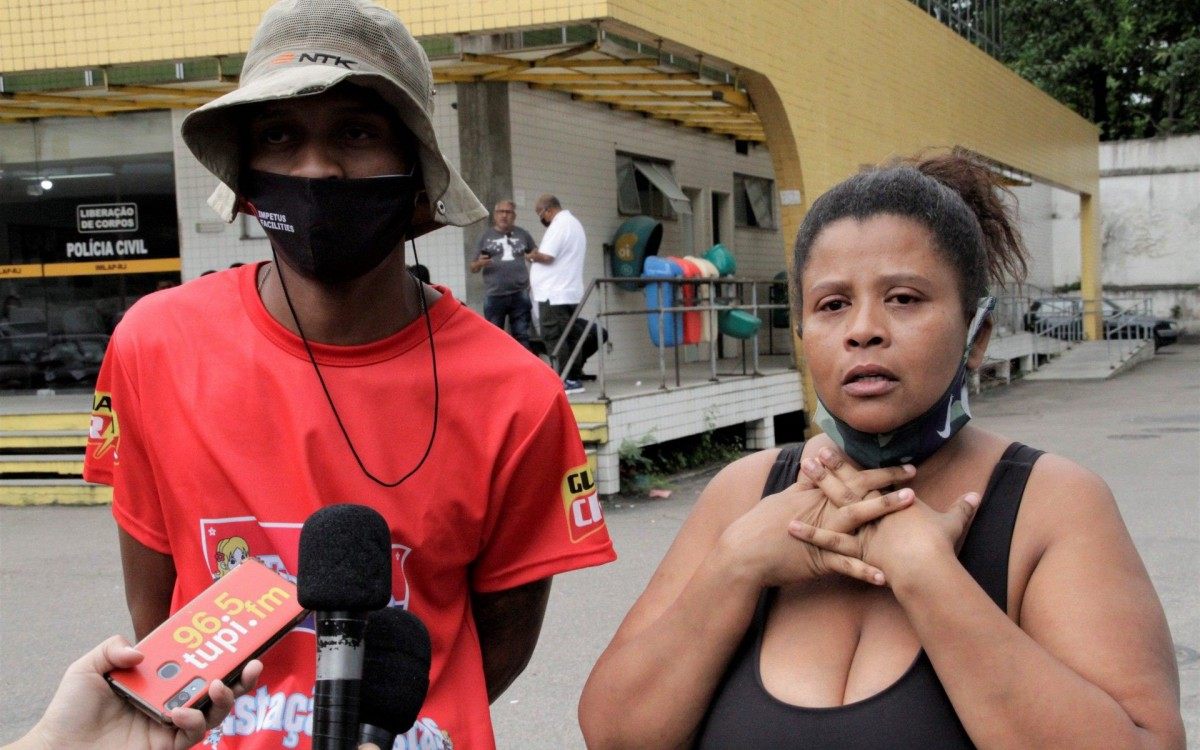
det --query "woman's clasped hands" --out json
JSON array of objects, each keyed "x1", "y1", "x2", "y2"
[
  {"x1": 787, "y1": 446, "x2": 982, "y2": 585},
  {"x1": 715, "y1": 447, "x2": 913, "y2": 589}
]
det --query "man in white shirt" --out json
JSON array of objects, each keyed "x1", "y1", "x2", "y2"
[{"x1": 529, "y1": 194, "x2": 586, "y2": 392}]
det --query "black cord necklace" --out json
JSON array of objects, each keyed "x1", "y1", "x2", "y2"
[{"x1": 269, "y1": 252, "x2": 440, "y2": 488}]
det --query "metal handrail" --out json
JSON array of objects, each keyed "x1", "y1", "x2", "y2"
[
  {"x1": 546, "y1": 275, "x2": 791, "y2": 399},
  {"x1": 1001, "y1": 291, "x2": 1157, "y2": 369},
  {"x1": 547, "y1": 282, "x2": 1158, "y2": 397}
]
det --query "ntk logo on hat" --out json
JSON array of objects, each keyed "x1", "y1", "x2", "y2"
[{"x1": 269, "y1": 51, "x2": 358, "y2": 69}]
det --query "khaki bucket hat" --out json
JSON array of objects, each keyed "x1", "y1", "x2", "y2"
[{"x1": 181, "y1": 0, "x2": 486, "y2": 234}]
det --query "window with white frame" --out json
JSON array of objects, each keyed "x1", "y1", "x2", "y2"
[
  {"x1": 734, "y1": 174, "x2": 775, "y2": 229},
  {"x1": 616, "y1": 154, "x2": 692, "y2": 220}
]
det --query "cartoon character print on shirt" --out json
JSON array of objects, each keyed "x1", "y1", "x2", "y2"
[
  {"x1": 195, "y1": 516, "x2": 452, "y2": 749},
  {"x1": 201, "y1": 519, "x2": 303, "y2": 589},
  {"x1": 482, "y1": 233, "x2": 528, "y2": 262},
  {"x1": 214, "y1": 536, "x2": 250, "y2": 578}
]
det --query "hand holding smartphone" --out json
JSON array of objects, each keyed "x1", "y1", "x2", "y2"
[{"x1": 106, "y1": 559, "x2": 307, "y2": 725}]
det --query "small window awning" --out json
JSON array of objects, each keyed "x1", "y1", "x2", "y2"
[
  {"x1": 742, "y1": 176, "x2": 772, "y2": 225},
  {"x1": 632, "y1": 160, "x2": 692, "y2": 215}
]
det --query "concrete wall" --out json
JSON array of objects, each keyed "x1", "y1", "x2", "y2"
[
  {"x1": 1099, "y1": 135, "x2": 1200, "y2": 322},
  {"x1": 506, "y1": 84, "x2": 782, "y2": 374},
  {"x1": 457, "y1": 81, "x2": 514, "y2": 307},
  {"x1": 1051, "y1": 188, "x2": 1083, "y2": 290},
  {"x1": 0, "y1": 112, "x2": 172, "y2": 163},
  {"x1": 1010, "y1": 181, "x2": 1082, "y2": 293}
]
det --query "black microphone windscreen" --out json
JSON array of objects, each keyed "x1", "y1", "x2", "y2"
[
  {"x1": 298, "y1": 504, "x2": 392, "y2": 611},
  {"x1": 361, "y1": 607, "x2": 432, "y2": 735}
]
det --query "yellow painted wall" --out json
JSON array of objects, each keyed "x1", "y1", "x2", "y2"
[
  {"x1": 599, "y1": 0, "x2": 1097, "y2": 190},
  {"x1": 0, "y1": 1, "x2": 268, "y2": 69},
  {"x1": 0, "y1": 1, "x2": 608, "y2": 70}
]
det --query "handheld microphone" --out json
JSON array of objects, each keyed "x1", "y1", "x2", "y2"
[
  {"x1": 358, "y1": 607, "x2": 432, "y2": 749},
  {"x1": 298, "y1": 504, "x2": 393, "y2": 750}
]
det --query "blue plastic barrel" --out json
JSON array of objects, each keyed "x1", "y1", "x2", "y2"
[{"x1": 644, "y1": 255, "x2": 683, "y2": 347}]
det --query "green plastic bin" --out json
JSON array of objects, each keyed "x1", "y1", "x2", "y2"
[
  {"x1": 718, "y1": 309, "x2": 762, "y2": 339},
  {"x1": 704, "y1": 243, "x2": 737, "y2": 276}
]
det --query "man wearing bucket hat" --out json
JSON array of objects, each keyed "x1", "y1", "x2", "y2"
[{"x1": 82, "y1": 2, "x2": 616, "y2": 748}]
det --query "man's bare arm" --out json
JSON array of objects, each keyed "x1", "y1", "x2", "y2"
[
  {"x1": 470, "y1": 577, "x2": 552, "y2": 702},
  {"x1": 117, "y1": 528, "x2": 175, "y2": 640}
]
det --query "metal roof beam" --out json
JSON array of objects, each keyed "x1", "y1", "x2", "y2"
[
  {"x1": 538, "y1": 41, "x2": 601, "y2": 63},
  {"x1": 630, "y1": 109, "x2": 757, "y2": 127},
  {"x1": 553, "y1": 57, "x2": 661, "y2": 69},
  {"x1": 460, "y1": 52, "x2": 531, "y2": 68},
  {"x1": 608, "y1": 103, "x2": 741, "y2": 114},
  {"x1": 0, "y1": 105, "x2": 115, "y2": 118},
  {"x1": 573, "y1": 93, "x2": 725, "y2": 105},
  {"x1": 1, "y1": 92, "x2": 147, "y2": 111},
  {"x1": 460, "y1": 51, "x2": 663, "y2": 72},
  {"x1": 614, "y1": 106, "x2": 764, "y2": 138},
  {"x1": 107, "y1": 84, "x2": 231, "y2": 98},
  {"x1": 507, "y1": 71, "x2": 698, "y2": 83},
  {"x1": 526, "y1": 81, "x2": 711, "y2": 93},
  {"x1": 711, "y1": 86, "x2": 751, "y2": 109}
]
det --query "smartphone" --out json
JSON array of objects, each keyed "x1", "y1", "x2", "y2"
[{"x1": 106, "y1": 558, "x2": 307, "y2": 724}]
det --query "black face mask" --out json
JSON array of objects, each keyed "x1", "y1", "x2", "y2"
[
  {"x1": 240, "y1": 169, "x2": 417, "y2": 284},
  {"x1": 539, "y1": 216, "x2": 550, "y2": 227}
]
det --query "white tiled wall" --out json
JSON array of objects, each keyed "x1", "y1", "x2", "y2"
[
  {"x1": 593, "y1": 370, "x2": 804, "y2": 494},
  {"x1": 171, "y1": 85, "x2": 467, "y2": 295},
  {"x1": 507, "y1": 85, "x2": 786, "y2": 375}
]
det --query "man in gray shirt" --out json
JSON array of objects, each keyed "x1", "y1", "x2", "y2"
[{"x1": 470, "y1": 199, "x2": 537, "y2": 350}]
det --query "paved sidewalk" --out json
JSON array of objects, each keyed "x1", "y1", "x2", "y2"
[{"x1": 1, "y1": 345, "x2": 1196, "y2": 747}]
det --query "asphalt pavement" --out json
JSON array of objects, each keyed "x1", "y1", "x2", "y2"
[{"x1": 1, "y1": 343, "x2": 1197, "y2": 747}]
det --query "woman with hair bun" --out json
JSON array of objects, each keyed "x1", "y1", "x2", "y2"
[{"x1": 579, "y1": 153, "x2": 1184, "y2": 749}]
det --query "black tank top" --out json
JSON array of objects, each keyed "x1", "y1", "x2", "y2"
[{"x1": 696, "y1": 441, "x2": 1043, "y2": 749}]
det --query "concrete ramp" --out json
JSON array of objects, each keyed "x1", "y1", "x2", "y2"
[{"x1": 1024, "y1": 339, "x2": 1154, "y2": 380}]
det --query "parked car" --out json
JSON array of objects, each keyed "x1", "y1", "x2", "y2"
[{"x1": 1025, "y1": 297, "x2": 1179, "y2": 350}]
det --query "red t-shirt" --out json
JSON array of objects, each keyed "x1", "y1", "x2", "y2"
[{"x1": 84, "y1": 264, "x2": 616, "y2": 750}]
